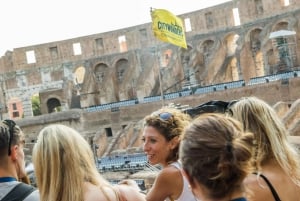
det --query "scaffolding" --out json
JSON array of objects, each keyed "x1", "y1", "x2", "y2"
[{"x1": 269, "y1": 30, "x2": 297, "y2": 73}]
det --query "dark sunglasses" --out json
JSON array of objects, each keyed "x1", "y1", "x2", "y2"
[
  {"x1": 184, "y1": 100, "x2": 239, "y2": 118},
  {"x1": 225, "y1": 100, "x2": 238, "y2": 116},
  {"x1": 3, "y1": 119, "x2": 16, "y2": 156}
]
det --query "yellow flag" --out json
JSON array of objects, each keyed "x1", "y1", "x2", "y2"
[{"x1": 151, "y1": 9, "x2": 187, "y2": 49}]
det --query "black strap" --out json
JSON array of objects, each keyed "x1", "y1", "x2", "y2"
[
  {"x1": 1, "y1": 182, "x2": 36, "y2": 201},
  {"x1": 253, "y1": 173, "x2": 281, "y2": 201}
]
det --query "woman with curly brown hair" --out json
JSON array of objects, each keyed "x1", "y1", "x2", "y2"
[{"x1": 142, "y1": 107, "x2": 197, "y2": 201}]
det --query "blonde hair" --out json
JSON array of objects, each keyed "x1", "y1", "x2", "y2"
[
  {"x1": 32, "y1": 124, "x2": 111, "y2": 201},
  {"x1": 180, "y1": 113, "x2": 254, "y2": 199},
  {"x1": 230, "y1": 96, "x2": 300, "y2": 185}
]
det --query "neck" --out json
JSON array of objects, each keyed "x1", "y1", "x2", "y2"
[
  {"x1": 201, "y1": 189, "x2": 245, "y2": 201},
  {"x1": 260, "y1": 158, "x2": 281, "y2": 172},
  {"x1": 0, "y1": 163, "x2": 19, "y2": 180},
  {"x1": 161, "y1": 160, "x2": 176, "y2": 168},
  {"x1": 263, "y1": 158, "x2": 278, "y2": 165},
  {"x1": 227, "y1": 190, "x2": 245, "y2": 201}
]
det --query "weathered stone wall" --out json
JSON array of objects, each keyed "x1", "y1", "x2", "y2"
[
  {"x1": 0, "y1": 0, "x2": 300, "y2": 120},
  {"x1": 0, "y1": 0, "x2": 299, "y2": 159},
  {"x1": 17, "y1": 76, "x2": 300, "y2": 161}
]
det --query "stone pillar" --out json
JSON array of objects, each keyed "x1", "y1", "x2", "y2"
[{"x1": 22, "y1": 98, "x2": 33, "y2": 118}]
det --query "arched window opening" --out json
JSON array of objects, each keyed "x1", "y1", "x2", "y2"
[{"x1": 47, "y1": 98, "x2": 61, "y2": 113}]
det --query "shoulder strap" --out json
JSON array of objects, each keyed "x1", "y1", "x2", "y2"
[
  {"x1": 253, "y1": 173, "x2": 281, "y2": 201},
  {"x1": 1, "y1": 183, "x2": 36, "y2": 201}
]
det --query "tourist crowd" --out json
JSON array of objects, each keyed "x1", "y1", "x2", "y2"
[{"x1": 0, "y1": 96, "x2": 299, "y2": 201}]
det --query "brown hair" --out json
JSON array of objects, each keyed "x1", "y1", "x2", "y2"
[
  {"x1": 0, "y1": 120, "x2": 23, "y2": 157},
  {"x1": 143, "y1": 107, "x2": 191, "y2": 163},
  {"x1": 180, "y1": 113, "x2": 254, "y2": 199}
]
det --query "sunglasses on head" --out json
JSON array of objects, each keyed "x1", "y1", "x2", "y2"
[
  {"x1": 152, "y1": 111, "x2": 173, "y2": 121},
  {"x1": 3, "y1": 119, "x2": 16, "y2": 156}
]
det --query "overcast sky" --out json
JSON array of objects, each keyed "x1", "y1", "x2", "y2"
[{"x1": 0, "y1": 0, "x2": 231, "y2": 55}]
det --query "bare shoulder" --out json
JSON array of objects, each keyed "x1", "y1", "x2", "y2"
[
  {"x1": 244, "y1": 174, "x2": 279, "y2": 201},
  {"x1": 243, "y1": 174, "x2": 267, "y2": 200},
  {"x1": 84, "y1": 182, "x2": 117, "y2": 201},
  {"x1": 243, "y1": 174, "x2": 258, "y2": 186},
  {"x1": 146, "y1": 166, "x2": 183, "y2": 200},
  {"x1": 158, "y1": 165, "x2": 182, "y2": 181},
  {"x1": 155, "y1": 165, "x2": 183, "y2": 192}
]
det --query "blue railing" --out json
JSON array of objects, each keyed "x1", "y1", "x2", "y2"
[
  {"x1": 97, "y1": 153, "x2": 148, "y2": 172},
  {"x1": 84, "y1": 71, "x2": 300, "y2": 112}
]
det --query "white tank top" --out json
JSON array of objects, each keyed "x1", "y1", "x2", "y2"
[{"x1": 165, "y1": 161, "x2": 198, "y2": 201}]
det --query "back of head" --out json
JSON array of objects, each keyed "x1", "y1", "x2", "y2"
[
  {"x1": 144, "y1": 107, "x2": 191, "y2": 162},
  {"x1": 0, "y1": 119, "x2": 23, "y2": 163},
  {"x1": 229, "y1": 97, "x2": 300, "y2": 182},
  {"x1": 180, "y1": 113, "x2": 254, "y2": 200},
  {"x1": 33, "y1": 124, "x2": 107, "y2": 201}
]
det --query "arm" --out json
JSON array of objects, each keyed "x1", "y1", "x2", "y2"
[
  {"x1": 118, "y1": 179, "x2": 141, "y2": 191},
  {"x1": 146, "y1": 166, "x2": 183, "y2": 201},
  {"x1": 116, "y1": 184, "x2": 146, "y2": 201}
]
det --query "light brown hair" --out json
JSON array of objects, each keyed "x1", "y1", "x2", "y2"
[{"x1": 180, "y1": 113, "x2": 254, "y2": 199}]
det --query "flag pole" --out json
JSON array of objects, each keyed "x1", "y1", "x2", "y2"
[
  {"x1": 151, "y1": 7, "x2": 164, "y2": 107},
  {"x1": 155, "y1": 46, "x2": 165, "y2": 107},
  {"x1": 151, "y1": 7, "x2": 188, "y2": 107}
]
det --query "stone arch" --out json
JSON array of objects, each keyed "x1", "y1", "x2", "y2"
[
  {"x1": 47, "y1": 97, "x2": 61, "y2": 113},
  {"x1": 224, "y1": 33, "x2": 240, "y2": 56},
  {"x1": 270, "y1": 20, "x2": 297, "y2": 72},
  {"x1": 115, "y1": 59, "x2": 129, "y2": 84},
  {"x1": 91, "y1": 62, "x2": 111, "y2": 104},
  {"x1": 200, "y1": 39, "x2": 215, "y2": 66},
  {"x1": 272, "y1": 21, "x2": 289, "y2": 31},
  {"x1": 180, "y1": 45, "x2": 192, "y2": 66},
  {"x1": 249, "y1": 28, "x2": 264, "y2": 76},
  {"x1": 94, "y1": 63, "x2": 109, "y2": 83},
  {"x1": 73, "y1": 66, "x2": 86, "y2": 95},
  {"x1": 31, "y1": 93, "x2": 41, "y2": 116},
  {"x1": 197, "y1": 38, "x2": 225, "y2": 85},
  {"x1": 73, "y1": 66, "x2": 85, "y2": 84},
  {"x1": 114, "y1": 58, "x2": 129, "y2": 101},
  {"x1": 179, "y1": 45, "x2": 196, "y2": 87},
  {"x1": 223, "y1": 33, "x2": 240, "y2": 81}
]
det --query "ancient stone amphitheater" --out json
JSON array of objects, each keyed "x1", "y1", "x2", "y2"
[{"x1": 0, "y1": 0, "x2": 300, "y2": 187}]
